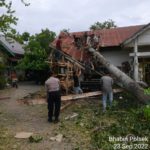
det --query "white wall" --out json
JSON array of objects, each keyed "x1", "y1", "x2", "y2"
[
  {"x1": 100, "y1": 49, "x2": 131, "y2": 66},
  {"x1": 138, "y1": 29, "x2": 150, "y2": 45}
]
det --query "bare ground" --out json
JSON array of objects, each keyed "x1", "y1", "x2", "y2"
[
  {"x1": 0, "y1": 82, "x2": 74, "y2": 150},
  {"x1": 0, "y1": 82, "x2": 100, "y2": 150}
]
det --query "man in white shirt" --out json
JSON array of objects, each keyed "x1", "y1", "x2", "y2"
[{"x1": 45, "y1": 71, "x2": 61, "y2": 123}]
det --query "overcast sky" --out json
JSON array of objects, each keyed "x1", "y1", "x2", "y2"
[{"x1": 9, "y1": 0, "x2": 150, "y2": 35}]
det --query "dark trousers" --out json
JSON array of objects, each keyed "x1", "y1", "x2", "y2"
[
  {"x1": 12, "y1": 81, "x2": 18, "y2": 88},
  {"x1": 47, "y1": 91, "x2": 61, "y2": 120}
]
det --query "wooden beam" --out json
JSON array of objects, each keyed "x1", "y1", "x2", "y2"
[
  {"x1": 61, "y1": 89, "x2": 123, "y2": 101},
  {"x1": 0, "y1": 97, "x2": 10, "y2": 100},
  {"x1": 19, "y1": 89, "x2": 123, "y2": 105},
  {"x1": 49, "y1": 45, "x2": 104, "y2": 76},
  {"x1": 129, "y1": 52, "x2": 150, "y2": 57}
]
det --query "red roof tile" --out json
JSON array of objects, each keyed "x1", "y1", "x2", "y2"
[
  {"x1": 72, "y1": 25, "x2": 144, "y2": 47},
  {"x1": 52, "y1": 25, "x2": 145, "y2": 61}
]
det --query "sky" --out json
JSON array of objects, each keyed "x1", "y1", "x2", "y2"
[{"x1": 5, "y1": 0, "x2": 150, "y2": 35}]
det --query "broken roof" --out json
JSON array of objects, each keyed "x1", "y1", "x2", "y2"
[
  {"x1": 52, "y1": 24, "x2": 146, "y2": 61},
  {"x1": 71, "y1": 24, "x2": 145, "y2": 47}
]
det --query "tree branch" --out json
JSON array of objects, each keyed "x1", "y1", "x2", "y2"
[{"x1": 21, "y1": 0, "x2": 30, "y2": 6}]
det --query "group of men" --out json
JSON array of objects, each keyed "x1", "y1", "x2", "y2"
[
  {"x1": 45, "y1": 69, "x2": 114, "y2": 123},
  {"x1": 45, "y1": 35, "x2": 113, "y2": 123},
  {"x1": 56, "y1": 32, "x2": 100, "y2": 54},
  {"x1": 73, "y1": 32, "x2": 99, "y2": 51}
]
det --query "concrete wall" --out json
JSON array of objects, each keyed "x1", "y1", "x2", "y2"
[{"x1": 100, "y1": 49, "x2": 131, "y2": 66}]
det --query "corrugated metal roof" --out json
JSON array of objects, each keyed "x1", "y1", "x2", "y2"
[
  {"x1": 71, "y1": 25, "x2": 145, "y2": 47},
  {"x1": 0, "y1": 35, "x2": 24, "y2": 55},
  {"x1": 52, "y1": 24, "x2": 145, "y2": 61}
]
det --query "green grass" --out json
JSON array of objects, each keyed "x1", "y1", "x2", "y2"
[
  {"x1": 59, "y1": 93, "x2": 150, "y2": 150},
  {"x1": 144, "y1": 87, "x2": 150, "y2": 95},
  {"x1": 0, "y1": 90, "x2": 150, "y2": 150},
  {"x1": 0, "y1": 126, "x2": 21, "y2": 150}
]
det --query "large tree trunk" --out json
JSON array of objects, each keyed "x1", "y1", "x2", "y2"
[{"x1": 92, "y1": 50, "x2": 150, "y2": 104}]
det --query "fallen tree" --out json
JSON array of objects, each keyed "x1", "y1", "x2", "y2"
[
  {"x1": 50, "y1": 43, "x2": 150, "y2": 103},
  {"x1": 92, "y1": 50, "x2": 150, "y2": 104}
]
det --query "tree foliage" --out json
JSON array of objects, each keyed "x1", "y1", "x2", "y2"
[
  {"x1": 90, "y1": 19, "x2": 117, "y2": 30},
  {"x1": 0, "y1": 0, "x2": 29, "y2": 35},
  {"x1": 61, "y1": 28, "x2": 70, "y2": 33},
  {"x1": 19, "y1": 38, "x2": 48, "y2": 70},
  {"x1": 0, "y1": 0, "x2": 18, "y2": 34},
  {"x1": 21, "y1": 0, "x2": 30, "y2": 6},
  {"x1": 0, "y1": 62, "x2": 6, "y2": 89},
  {"x1": 36, "y1": 29, "x2": 56, "y2": 54},
  {"x1": 22, "y1": 32, "x2": 30, "y2": 42},
  {"x1": 18, "y1": 29, "x2": 56, "y2": 71}
]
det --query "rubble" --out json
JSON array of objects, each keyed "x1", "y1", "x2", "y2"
[
  {"x1": 50, "y1": 134, "x2": 63, "y2": 142},
  {"x1": 14, "y1": 132, "x2": 33, "y2": 139}
]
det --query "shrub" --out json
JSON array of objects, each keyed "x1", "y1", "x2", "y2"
[
  {"x1": 143, "y1": 105, "x2": 150, "y2": 121},
  {"x1": 144, "y1": 88, "x2": 150, "y2": 95},
  {"x1": 0, "y1": 76, "x2": 6, "y2": 89},
  {"x1": 0, "y1": 63, "x2": 6, "y2": 89}
]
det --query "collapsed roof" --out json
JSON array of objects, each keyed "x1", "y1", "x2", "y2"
[{"x1": 52, "y1": 24, "x2": 145, "y2": 61}]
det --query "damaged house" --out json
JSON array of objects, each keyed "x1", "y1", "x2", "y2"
[
  {"x1": 52, "y1": 23, "x2": 150, "y2": 86},
  {"x1": 0, "y1": 35, "x2": 24, "y2": 82}
]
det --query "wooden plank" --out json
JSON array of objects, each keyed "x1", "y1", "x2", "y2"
[
  {"x1": 62, "y1": 91, "x2": 102, "y2": 101},
  {"x1": 61, "y1": 89, "x2": 123, "y2": 101},
  {"x1": 49, "y1": 45, "x2": 104, "y2": 76},
  {"x1": 18, "y1": 89, "x2": 123, "y2": 105},
  {"x1": 0, "y1": 97, "x2": 10, "y2": 100}
]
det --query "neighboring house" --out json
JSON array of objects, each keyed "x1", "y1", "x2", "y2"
[
  {"x1": 53, "y1": 23, "x2": 150, "y2": 84},
  {"x1": 0, "y1": 35, "x2": 25, "y2": 80},
  {"x1": 0, "y1": 35, "x2": 24, "y2": 64}
]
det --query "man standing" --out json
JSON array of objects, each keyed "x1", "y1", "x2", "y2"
[
  {"x1": 84, "y1": 58, "x2": 94, "y2": 81},
  {"x1": 45, "y1": 71, "x2": 61, "y2": 123},
  {"x1": 100, "y1": 73, "x2": 114, "y2": 112},
  {"x1": 11, "y1": 70, "x2": 18, "y2": 88},
  {"x1": 73, "y1": 70, "x2": 83, "y2": 94}
]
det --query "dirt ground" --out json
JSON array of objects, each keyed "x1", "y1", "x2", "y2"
[
  {"x1": 0, "y1": 82, "x2": 101, "y2": 150},
  {"x1": 1, "y1": 82, "x2": 149, "y2": 150}
]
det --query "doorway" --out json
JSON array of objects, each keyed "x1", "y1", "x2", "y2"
[{"x1": 139, "y1": 59, "x2": 150, "y2": 85}]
